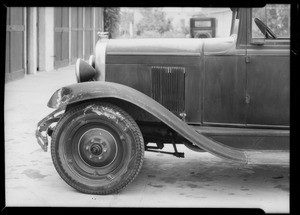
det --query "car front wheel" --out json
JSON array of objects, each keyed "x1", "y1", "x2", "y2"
[{"x1": 51, "y1": 102, "x2": 144, "y2": 194}]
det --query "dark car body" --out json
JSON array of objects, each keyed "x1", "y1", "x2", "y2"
[{"x1": 36, "y1": 7, "x2": 290, "y2": 194}]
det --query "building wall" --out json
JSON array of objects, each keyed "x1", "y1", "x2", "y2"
[
  {"x1": 5, "y1": 7, "x2": 104, "y2": 82},
  {"x1": 5, "y1": 7, "x2": 26, "y2": 82}
]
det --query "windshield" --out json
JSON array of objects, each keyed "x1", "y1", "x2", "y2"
[
  {"x1": 230, "y1": 9, "x2": 240, "y2": 36},
  {"x1": 114, "y1": 7, "x2": 234, "y2": 39}
]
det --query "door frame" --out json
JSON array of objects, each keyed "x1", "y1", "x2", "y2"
[{"x1": 5, "y1": 7, "x2": 26, "y2": 82}]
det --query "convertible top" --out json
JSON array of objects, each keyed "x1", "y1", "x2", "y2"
[
  {"x1": 105, "y1": 38, "x2": 203, "y2": 56},
  {"x1": 104, "y1": 36, "x2": 238, "y2": 56}
]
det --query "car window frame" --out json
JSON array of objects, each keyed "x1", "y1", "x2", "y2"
[{"x1": 236, "y1": 8, "x2": 290, "y2": 50}]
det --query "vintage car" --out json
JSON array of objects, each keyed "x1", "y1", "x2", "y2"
[{"x1": 36, "y1": 6, "x2": 290, "y2": 194}]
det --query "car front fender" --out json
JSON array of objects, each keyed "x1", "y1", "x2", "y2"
[{"x1": 48, "y1": 81, "x2": 247, "y2": 163}]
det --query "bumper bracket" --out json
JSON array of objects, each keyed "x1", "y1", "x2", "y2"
[{"x1": 36, "y1": 108, "x2": 64, "y2": 152}]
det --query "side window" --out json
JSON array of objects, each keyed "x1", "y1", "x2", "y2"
[{"x1": 252, "y1": 4, "x2": 290, "y2": 40}]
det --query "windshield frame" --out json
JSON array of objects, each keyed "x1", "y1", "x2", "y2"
[{"x1": 230, "y1": 8, "x2": 238, "y2": 36}]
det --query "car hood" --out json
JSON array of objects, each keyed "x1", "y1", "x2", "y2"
[{"x1": 104, "y1": 36, "x2": 237, "y2": 56}]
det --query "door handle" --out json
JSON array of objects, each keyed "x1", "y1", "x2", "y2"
[{"x1": 245, "y1": 94, "x2": 251, "y2": 104}]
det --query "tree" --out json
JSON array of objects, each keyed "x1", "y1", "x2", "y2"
[
  {"x1": 119, "y1": 8, "x2": 134, "y2": 37},
  {"x1": 136, "y1": 8, "x2": 172, "y2": 35},
  {"x1": 266, "y1": 4, "x2": 290, "y2": 37},
  {"x1": 252, "y1": 4, "x2": 290, "y2": 38},
  {"x1": 104, "y1": 7, "x2": 120, "y2": 38}
]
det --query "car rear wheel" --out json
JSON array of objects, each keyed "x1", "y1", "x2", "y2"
[{"x1": 51, "y1": 102, "x2": 144, "y2": 194}]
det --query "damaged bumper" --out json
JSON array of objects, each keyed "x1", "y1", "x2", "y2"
[{"x1": 36, "y1": 108, "x2": 65, "y2": 151}]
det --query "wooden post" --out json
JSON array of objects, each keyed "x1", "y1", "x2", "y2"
[
  {"x1": 37, "y1": 7, "x2": 45, "y2": 71},
  {"x1": 37, "y1": 7, "x2": 54, "y2": 72},
  {"x1": 93, "y1": 7, "x2": 96, "y2": 54},
  {"x1": 23, "y1": 7, "x2": 27, "y2": 74},
  {"x1": 82, "y1": 7, "x2": 85, "y2": 59},
  {"x1": 27, "y1": 7, "x2": 37, "y2": 74},
  {"x1": 69, "y1": 7, "x2": 72, "y2": 65}
]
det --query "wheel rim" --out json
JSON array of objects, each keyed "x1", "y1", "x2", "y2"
[
  {"x1": 78, "y1": 128, "x2": 118, "y2": 168},
  {"x1": 61, "y1": 118, "x2": 128, "y2": 180}
]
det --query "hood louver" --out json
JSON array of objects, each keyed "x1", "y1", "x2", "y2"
[{"x1": 151, "y1": 66, "x2": 186, "y2": 116}]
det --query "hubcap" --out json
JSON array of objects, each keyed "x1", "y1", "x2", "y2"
[
  {"x1": 90, "y1": 143, "x2": 102, "y2": 156},
  {"x1": 78, "y1": 128, "x2": 118, "y2": 167}
]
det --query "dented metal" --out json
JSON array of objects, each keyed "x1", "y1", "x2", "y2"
[
  {"x1": 84, "y1": 104, "x2": 125, "y2": 122},
  {"x1": 51, "y1": 87, "x2": 74, "y2": 109},
  {"x1": 46, "y1": 81, "x2": 247, "y2": 163},
  {"x1": 36, "y1": 108, "x2": 65, "y2": 151}
]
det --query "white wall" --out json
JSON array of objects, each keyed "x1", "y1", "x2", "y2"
[
  {"x1": 44, "y1": 8, "x2": 55, "y2": 71},
  {"x1": 38, "y1": 7, "x2": 54, "y2": 72},
  {"x1": 27, "y1": 7, "x2": 54, "y2": 74},
  {"x1": 27, "y1": 7, "x2": 37, "y2": 74}
]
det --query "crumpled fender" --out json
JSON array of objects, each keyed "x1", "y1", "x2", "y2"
[{"x1": 48, "y1": 81, "x2": 247, "y2": 163}]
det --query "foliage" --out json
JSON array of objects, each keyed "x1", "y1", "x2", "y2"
[
  {"x1": 266, "y1": 4, "x2": 290, "y2": 37},
  {"x1": 252, "y1": 4, "x2": 290, "y2": 38},
  {"x1": 136, "y1": 8, "x2": 173, "y2": 35},
  {"x1": 104, "y1": 7, "x2": 120, "y2": 38},
  {"x1": 119, "y1": 9, "x2": 134, "y2": 36}
]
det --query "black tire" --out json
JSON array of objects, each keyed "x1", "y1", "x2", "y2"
[{"x1": 51, "y1": 102, "x2": 144, "y2": 194}]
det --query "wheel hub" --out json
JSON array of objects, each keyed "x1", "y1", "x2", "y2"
[
  {"x1": 90, "y1": 143, "x2": 102, "y2": 156},
  {"x1": 78, "y1": 128, "x2": 118, "y2": 167}
]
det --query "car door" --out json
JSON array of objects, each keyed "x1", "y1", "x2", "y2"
[
  {"x1": 245, "y1": 5, "x2": 290, "y2": 127},
  {"x1": 202, "y1": 8, "x2": 248, "y2": 126}
]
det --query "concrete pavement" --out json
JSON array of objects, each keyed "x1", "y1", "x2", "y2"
[{"x1": 4, "y1": 65, "x2": 289, "y2": 212}]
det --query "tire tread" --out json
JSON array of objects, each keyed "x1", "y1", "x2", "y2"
[{"x1": 51, "y1": 102, "x2": 144, "y2": 195}]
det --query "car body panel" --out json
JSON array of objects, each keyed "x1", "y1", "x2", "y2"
[
  {"x1": 203, "y1": 55, "x2": 247, "y2": 125},
  {"x1": 103, "y1": 37, "x2": 249, "y2": 125},
  {"x1": 105, "y1": 63, "x2": 203, "y2": 123},
  {"x1": 46, "y1": 81, "x2": 289, "y2": 165},
  {"x1": 245, "y1": 50, "x2": 290, "y2": 126},
  {"x1": 47, "y1": 81, "x2": 248, "y2": 163}
]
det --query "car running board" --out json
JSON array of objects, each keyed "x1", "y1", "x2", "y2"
[{"x1": 244, "y1": 150, "x2": 289, "y2": 165}]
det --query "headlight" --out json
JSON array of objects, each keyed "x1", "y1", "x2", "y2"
[
  {"x1": 88, "y1": 55, "x2": 95, "y2": 68},
  {"x1": 75, "y1": 58, "x2": 96, "y2": 83}
]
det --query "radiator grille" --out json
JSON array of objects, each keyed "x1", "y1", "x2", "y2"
[{"x1": 151, "y1": 66, "x2": 185, "y2": 115}]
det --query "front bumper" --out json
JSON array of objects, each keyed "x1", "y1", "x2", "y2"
[{"x1": 36, "y1": 108, "x2": 65, "y2": 151}]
